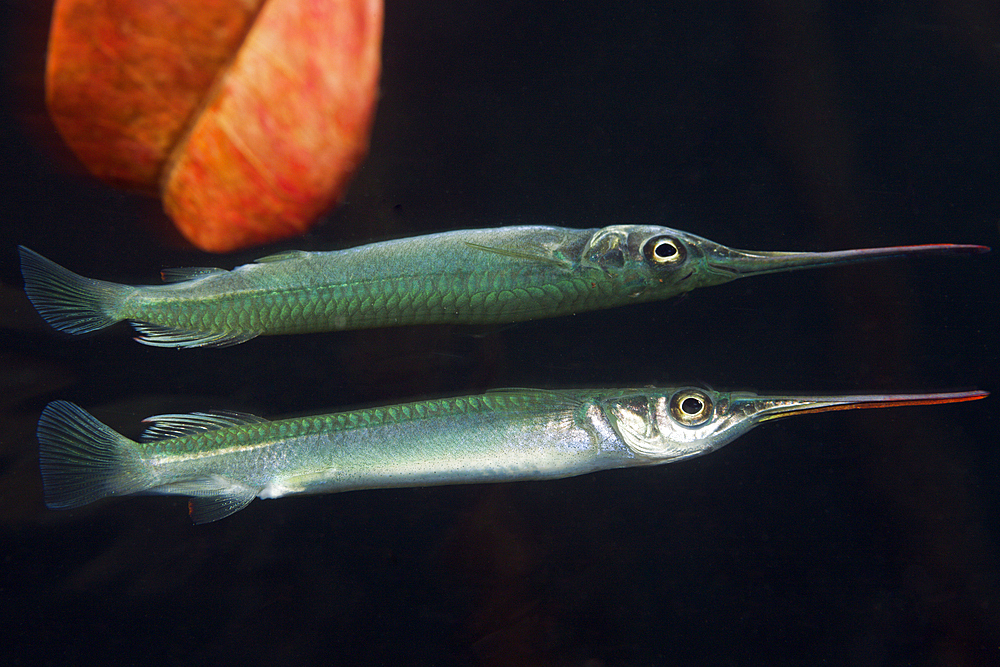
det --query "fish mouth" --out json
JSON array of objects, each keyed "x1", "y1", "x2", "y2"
[
  {"x1": 736, "y1": 390, "x2": 989, "y2": 423},
  {"x1": 704, "y1": 244, "x2": 989, "y2": 279}
]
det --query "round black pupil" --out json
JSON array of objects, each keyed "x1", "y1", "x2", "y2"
[
  {"x1": 680, "y1": 397, "x2": 703, "y2": 415},
  {"x1": 655, "y1": 241, "x2": 677, "y2": 258}
]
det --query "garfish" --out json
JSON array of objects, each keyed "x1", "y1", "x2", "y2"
[
  {"x1": 37, "y1": 386, "x2": 987, "y2": 523},
  {"x1": 19, "y1": 225, "x2": 988, "y2": 348}
]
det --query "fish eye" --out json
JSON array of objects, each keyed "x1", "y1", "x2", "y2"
[
  {"x1": 643, "y1": 236, "x2": 686, "y2": 265},
  {"x1": 670, "y1": 390, "x2": 713, "y2": 426}
]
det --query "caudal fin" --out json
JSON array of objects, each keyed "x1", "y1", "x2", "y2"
[
  {"x1": 37, "y1": 401, "x2": 154, "y2": 510},
  {"x1": 19, "y1": 246, "x2": 130, "y2": 335}
]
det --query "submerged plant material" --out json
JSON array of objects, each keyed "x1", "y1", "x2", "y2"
[{"x1": 46, "y1": 0, "x2": 383, "y2": 252}]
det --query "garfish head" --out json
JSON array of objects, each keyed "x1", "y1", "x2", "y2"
[
  {"x1": 602, "y1": 387, "x2": 987, "y2": 465},
  {"x1": 579, "y1": 225, "x2": 755, "y2": 301},
  {"x1": 601, "y1": 388, "x2": 756, "y2": 464},
  {"x1": 578, "y1": 224, "x2": 988, "y2": 302}
]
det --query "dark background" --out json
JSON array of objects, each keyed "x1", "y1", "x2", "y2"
[{"x1": 2, "y1": 1, "x2": 998, "y2": 665}]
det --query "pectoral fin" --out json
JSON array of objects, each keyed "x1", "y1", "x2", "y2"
[
  {"x1": 464, "y1": 242, "x2": 572, "y2": 270},
  {"x1": 254, "y1": 250, "x2": 312, "y2": 263},
  {"x1": 484, "y1": 388, "x2": 585, "y2": 413}
]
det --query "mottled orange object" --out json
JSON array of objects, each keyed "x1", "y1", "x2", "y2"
[{"x1": 46, "y1": 0, "x2": 382, "y2": 252}]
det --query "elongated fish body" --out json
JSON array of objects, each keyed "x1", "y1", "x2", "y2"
[
  {"x1": 20, "y1": 227, "x2": 615, "y2": 347},
  {"x1": 19, "y1": 226, "x2": 987, "y2": 347},
  {"x1": 37, "y1": 387, "x2": 986, "y2": 522},
  {"x1": 39, "y1": 389, "x2": 638, "y2": 522}
]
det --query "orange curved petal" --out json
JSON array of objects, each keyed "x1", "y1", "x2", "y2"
[
  {"x1": 163, "y1": 0, "x2": 382, "y2": 251},
  {"x1": 45, "y1": 0, "x2": 382, "y2": 252}
]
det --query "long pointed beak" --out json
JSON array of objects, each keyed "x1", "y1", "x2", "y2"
[
  {"x1": 744, "y1": 390, "x2": 988, "y2": 423},
  {"x1": 707, "y1": 244, "x2": 990, "y2": 278}
]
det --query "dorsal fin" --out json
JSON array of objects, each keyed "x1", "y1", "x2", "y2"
[
  {"x1": 254, "y1": 250, "x2": 311, "y2": 264},
  {"x1": 464, "y1": 242, "x2": 572, "y2": 269},
  {"x1": 140, "y1": 411, "x2": 269, "y2": 441},
  {"x1": 160, "y1": 267, "x2": 227, "y2": 283}
]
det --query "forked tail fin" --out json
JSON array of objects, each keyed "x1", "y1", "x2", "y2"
[
  {"x1": 37, "y1": 401, "x2": 155, "y2": 510},
  {"x1": 19, "y1": 247, "x2": 130, "y2": 336}
]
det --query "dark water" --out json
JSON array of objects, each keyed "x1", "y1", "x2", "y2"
[{"x1": 2, "y1": 1, "x2": 998, "y2": 665}]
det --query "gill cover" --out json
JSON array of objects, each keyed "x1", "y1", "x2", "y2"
[
  {"x1": 580, "y1": 226, "x2": 701, "y2": 297},
  {"x1": 604, "y1": 388, "x2": 757, "y2": 463}
]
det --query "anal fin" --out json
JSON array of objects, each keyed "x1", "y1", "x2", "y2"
[
  {"x1": 130, "y1": 322, "x2": 261, "y2": 348},
  {"x1": 156, "y1": 475, "x2": 260, "y2": 523},
  {"x1": 188, "y1": 492, "x2": 257, "y2": 524}
]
